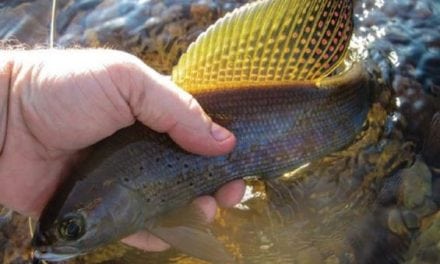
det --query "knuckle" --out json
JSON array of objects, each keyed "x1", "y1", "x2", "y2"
[{"x1": 184, "y1": 94, "x2": 205, "y2": 117}]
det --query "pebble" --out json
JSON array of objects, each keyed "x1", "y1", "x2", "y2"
[
  {"x1": 355, "y1": 0, "x2": 440, "y2": 147},
  {"x1": 402, "y1": 210, "x2": 420, "y2": 230},
  {"x1": 388, "y1": 208, "x2": 409, "y2": 236},
  {"x1": 405, "y1": 212, "x2": 440, "y2": 264},
  {"x1": 0, "y1": 207, "x2": 12, "y2": 229},
  {"x1": 399, "y1": 158, "x2": 432, "y2": 209}
]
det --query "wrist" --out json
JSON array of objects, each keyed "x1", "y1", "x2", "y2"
[{"x1": 0, "y1": 52, "x2": 13, "y2": 154}]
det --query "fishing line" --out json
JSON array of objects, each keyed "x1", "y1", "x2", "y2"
[
  {"x1": 49, "y1": 0, "x2": 57, "y2": 48},
  {"x1": 28, "y1": 216, "x2": 33, "y2": 237},
  {"x1": 29, "y1": 2, "x2": 58, "y2": 262},
  {"x1": 31, "y1": 0, "x2": 54, "y2": 248},
  {"x1": 29, "y1": 217, "x2": 48, "y2": 264}
]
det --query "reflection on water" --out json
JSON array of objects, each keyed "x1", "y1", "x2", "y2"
[
  {"x1": 0, "y1": 0, "x2": 53, "y2": 47},
  {"x1": 0, "y1": 0, "x2": 439, "y2": 263},
  {"x1": 1, "y1": 0, "x2": 250, "y2": 74}
]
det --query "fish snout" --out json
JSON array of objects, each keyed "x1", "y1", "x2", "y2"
[
  {"x1": 32, "y1": 233, "x2": 45, "y2": 247},
  {"x1": 32, "y1": 228, "x2": 52, "y2": 248}
]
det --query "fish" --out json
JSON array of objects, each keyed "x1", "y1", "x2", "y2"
[{"x1": 32, "y1": 0, "x2": 369, "y2": 262}]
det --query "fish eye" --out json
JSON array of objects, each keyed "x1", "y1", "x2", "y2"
[{"x1": 58, "y1": 213, "x2": 85, "y2": 241}]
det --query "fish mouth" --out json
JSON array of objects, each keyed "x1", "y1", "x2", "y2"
[
  {"x1": 33, "y1": 245, "x2": 83, "y2": 262},
  {"x1": 33, "y1": 250, "x2": 79, "y2": 262}
]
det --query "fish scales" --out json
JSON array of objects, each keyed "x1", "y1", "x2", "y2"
[{"x1": 75, "y1": 73, "x2": 368, "y2": 221}]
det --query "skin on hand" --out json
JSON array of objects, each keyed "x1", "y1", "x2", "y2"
[{"x1": 0, "y1": 49, "x2": 245, "y2": 251}]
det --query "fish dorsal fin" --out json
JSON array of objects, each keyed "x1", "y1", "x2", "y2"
[{"x1": 172, "y1": 0, "x2": 354, "y2": 93}]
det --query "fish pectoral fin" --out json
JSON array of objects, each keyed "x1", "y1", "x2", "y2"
[
  {"x1": 147, "y1": 225, "x2": 234, "y2": 263},
  {"x1": 146, "y1": 205, "x2": 234, "y2": 263}
]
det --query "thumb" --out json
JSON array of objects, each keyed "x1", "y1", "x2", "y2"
[{"x1": 113, "y1": 53, "x2": 236, "y2": 156}]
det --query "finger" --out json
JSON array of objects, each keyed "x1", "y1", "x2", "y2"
[
  {"x1": 215, "y1": 180, "x2": 246, "y2": 208},
  {"x1": 135, "y1": 71, "x2": 236, "y2": 156},
  {"x1": 109, "y1": 54, "x2": 236, "y2": 156},
  {"x1": 0, "y1": 57, "x2": 11, "y2": 154},
  {"x1": 122, "y1": 230, "x2": 170, "y2": 252},
  {"x1": 191, "y1": 195, "x2": 218, "y2": 222}
]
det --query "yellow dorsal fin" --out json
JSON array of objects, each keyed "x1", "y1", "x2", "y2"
[{"x1": 172, "y1": 0, "x2": 354, "y2": 93}]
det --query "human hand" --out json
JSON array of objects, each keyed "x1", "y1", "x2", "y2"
[{"x1": 0, "y1": 49, "x2": 245, "y2": 251}]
